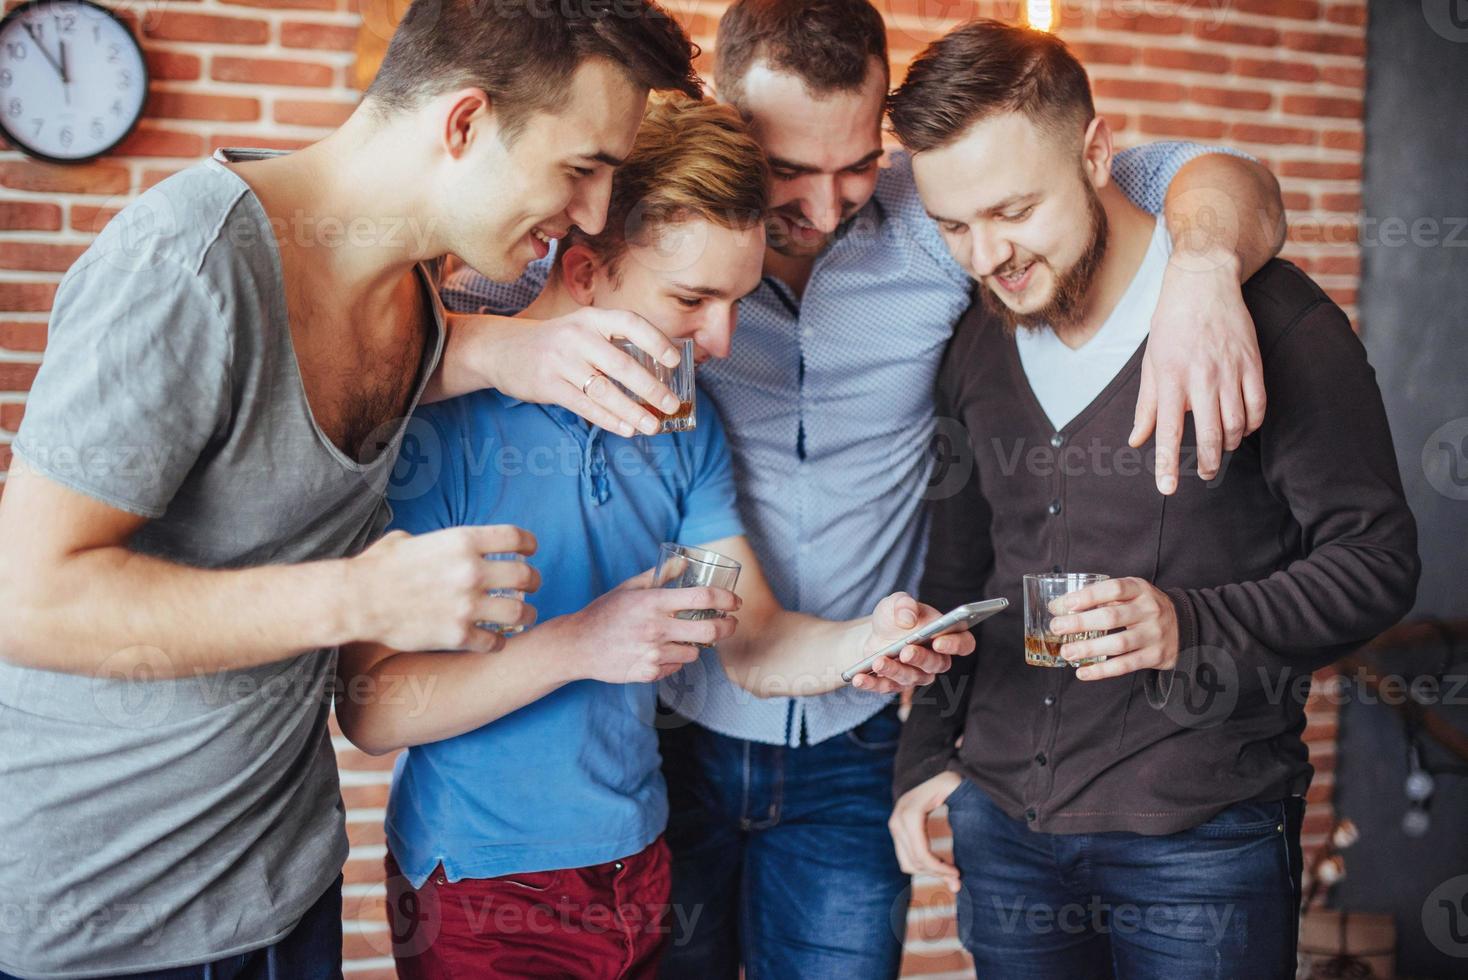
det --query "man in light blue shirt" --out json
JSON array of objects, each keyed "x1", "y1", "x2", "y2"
[
  {"x1": 442, "y1": 2, "x2": 1287, "y2": 974},
  {"x1": 338, "y1": 94, "x2": 972, "y2": 977}
]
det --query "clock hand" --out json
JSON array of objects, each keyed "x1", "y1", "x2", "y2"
[
  {"x1": 21, "y1": 23, "x2": 65, "y2": 82},
  {"x1": 59, "y1": 39, "x2": 70, "y2": 105}
]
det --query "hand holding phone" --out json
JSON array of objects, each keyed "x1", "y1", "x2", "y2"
[{"x1": 840, "y1": 598, "x2": 1007, "y2": 683}]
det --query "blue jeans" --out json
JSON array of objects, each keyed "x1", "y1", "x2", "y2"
[
  {"x1": 945, "y1": 779, "x2": 1304, "y2": 980},
  {"x1": 657, "y1": 704, "x2": 909, "y2": 980},
  {"x1": 1, "y1": 876, "x2": 343, "y2": 980}
]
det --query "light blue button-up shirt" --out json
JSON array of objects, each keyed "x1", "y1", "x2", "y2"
[{"x1": 441, "y1": 141, "x2": 1240, "y2": 747}]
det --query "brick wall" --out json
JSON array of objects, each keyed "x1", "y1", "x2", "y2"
[{"x1": 0, "y1": 1, "x2": 1364, "y2": 975}]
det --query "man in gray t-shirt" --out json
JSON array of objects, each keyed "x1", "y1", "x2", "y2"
[{"x1": 0, "y1": 4, "x2": 704, "y2": 977}]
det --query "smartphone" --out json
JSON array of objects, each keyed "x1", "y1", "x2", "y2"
[{"x1": 840, "y1": 598, "x2": 1008, "y2": 683}]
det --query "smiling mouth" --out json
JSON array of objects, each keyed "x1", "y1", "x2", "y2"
[{"x1": 994, "y1": 262, "x2": 1036, "y2": 293}]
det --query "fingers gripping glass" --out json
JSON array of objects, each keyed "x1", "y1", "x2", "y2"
[
  {"x1": 478, "y1": 553, "x2": 528, "y2": 637},
  {"x1": 612, "y1": 338, "x2": 696, "y2": 433},
  {"x1": 1023, "y1": 572, "x2": 1109, "y2": 668},
  {"x1": 652, "y1": 543, "x2": 740, "y2": 648}
]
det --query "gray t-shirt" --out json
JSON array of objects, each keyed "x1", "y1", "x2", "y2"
[{"x1": 0, "y1": 148, "x2": 445, "y2": 977}]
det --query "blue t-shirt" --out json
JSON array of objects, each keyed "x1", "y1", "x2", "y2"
[{"x1": 381, "y1": 385, "x2": 743, "y2": 886}]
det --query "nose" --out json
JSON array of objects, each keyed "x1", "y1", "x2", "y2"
[
  {"x1": 696, "y1": 305, "x2": 736, "y2": 360},
  {"x1": 804, "y1": 175, "x2": 843, "y2": 234},
  {"x1": 567, "y1": 170, "x2": 614, "y2": 236},
  {"x1": 969, "y1": 225, "x2": 1014, "y2": 280}
]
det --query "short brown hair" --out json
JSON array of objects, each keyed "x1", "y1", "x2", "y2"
[
  {"x1": 366, "y1": 0, "x2": 702, "y2": 140},
  {"x1": 888, "y1": 19, "x2": 1094, "y2": 153},
  {"x1": 714, "y1": 0, "x2": 888, "y2": 108},
  {"x1": 562, "y1": 93, "x2": 769, "y2": 280}
]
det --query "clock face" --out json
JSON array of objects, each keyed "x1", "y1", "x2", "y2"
[{"x1": 0, "y1": 0, "x2": 148, "y2": 163}]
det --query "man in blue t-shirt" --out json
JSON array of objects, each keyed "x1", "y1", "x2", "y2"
[{"x1": 335, "y1": 96, "x2": 974, "y2": 978}]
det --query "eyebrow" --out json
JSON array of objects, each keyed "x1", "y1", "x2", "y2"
[
  {"x1": 926, "y1": 192, "x2": 1040, "y2": 225},
  {"x1": 669, "y1": 282, "x2": 728, "y2": 298},
  {"x1": 578, "y1": 150, "x2": 626, "y2": 168},
  {"x1": 767, "y1": 148, "x2": 884, "y2": 176}
]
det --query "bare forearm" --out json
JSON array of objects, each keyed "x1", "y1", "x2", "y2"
[
  {"x1": 337, "y1": 627, "x2": 573, "y2": 755},
  {"x1": 2, "y1": 547, "x2": 354, "y2": 677},
  {"x1": 422, "y1": 311, "x2": 507, "y2": 405},
  {"x1": 719, "y1": 608, "x2": 870, "y2": 698},
  {"x1": 1164, "y1": 154, "x2": 1285, "y2": 280}
]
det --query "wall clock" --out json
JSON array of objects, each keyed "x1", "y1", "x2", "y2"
[{"x1": 0, "y1": 0, "x2": 148, "y2": 164}]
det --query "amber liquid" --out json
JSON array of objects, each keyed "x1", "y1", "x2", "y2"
[
  {"x1": 1024, "y1": 631, "x2": 1107, "y2": 668},
  {"x1": 646, "y1": 399, "x2": 695, "y2": 424}
]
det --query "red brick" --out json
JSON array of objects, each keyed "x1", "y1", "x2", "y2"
[
  {"x1": 0, "y1": 283, "x2": 57, "y2": 313},
  {"x1": 0, "y1": 201, "x2": 62, "y2": 232},
  {"x1": 1234, "y1": 57, "x2": 1319, "y2": 83},
  {"x1": 0, "y1": 361, "x2": 41, "y2": 391},
  {"x1": 280, "y1": 20, "x2": 359, "y2": 50},
  {"x1": 1316, "y1": 254, "x2": 1360, "y2": 276},
  {"x1": 346, "y1": 819, "x2": 386, "y2": 846},
  {"x1": 114, "y1": 127, "x2": 207, "y2": 158},
  {"x1": 1229, "y1": 122, "x2": 1318, "y2": 146},
  {"x1": 1325, "y1": 285, "x2": 1357, "y2": 306},
  {"x1": 209, "y1": 133, "x2": 314, "y2": 153},
  {"x1": 145, "y1": 50, "x2": 203, "y2": 81},
  {"x1": 1189, "y1": 85, "x2": 1273, "y2": 111},
  {"x1": 338, "y1": 746, "x2": 399, "y2": 771},
  {"x1": 221, "y1": 0, "x2": 334, "y2": 9},
  {"x1": 1280, "y1": 160, "x2": 1361, "y2": 180},
  {"x1": 898, "y1": 946, "x2": 972, "y2": 974},
  {"x1": 1288, "y1": 219, "x2": 1357, "y2": 246},
  {"x1": 0, "y1": 403, "x2": 23, "y2": 431},
  {"x1": 1140, "y1": 114, "x2": 1227, "y2": 139},
  {"x1": 342, "y1": 928, "x2": 391, "y2": 963},
  {"x1": 0, "y1": 321, "x2": 46, "y2": 352},
  {"x1": 342, "y1": 783, "x2": 389, "y2": 809},
  {"x1": 0, "y1": 160, "x2": 129, "y2": 195},
  {"x1": 141, "y1": 168, "x2": 180, "y2": 190},
  {"x1": 0, "y1": 443, "x2": 10, "y2": 472},
  {"x1": 1320, "y1": 192, "x2": 1361, "y2": 212},
  {"x1": 142, "y1": 11, "x2": 270, "y2": 44},
  {"x1": 1141, "y1": 48, "x2": 1229, "y2": 74},
  {"x1": 70, "y1": 204, "x2": 122, "y2": 232},
  {"x1": 1228, "y1": 0, "x2": 1320, "y2": 18},
  {"x1": 1282, "y1": 191, "x2": 1313, "y2": 211},
  {"x1": 147, "y1": 90, "x2": 261, "y2": 123},
  {"x1": 1096, "y1": 10, "x2": 1185, "y2": 34},
  {"x1": 1321, "y1": 65, "x2": 1366, "y2": 88},
  {"x1": 212, "y1": 56, "x2": 335, "y2": 88},
  {"x1": 1282, "y1": 94, "x2": 1362, "y2": 119},
  {"x1": 0, "y1": 242, "x2": 88, "y2": 273},
  {"x1": 274, "y1": 99, "x2": 359, "y2": 127},
  {"x1": 1282, "y1": 30, "x2": 1365, "y2": 56},
  {"x1": 1325, "y1": 4, "x2": 1366, "y2": 26},
  {"x1": 1071, "y1": 41, "x2": 1140, "y2": 66},
  {"x1": 1195, "y1": 22, "x2": 1281, "y2": 47},
  {"x1": 1092, "y1": 78, "x2": 1185, "y2": 103},
  {"x1": 1321, "y1": 129, "x2": 1363, "y2": 152}
]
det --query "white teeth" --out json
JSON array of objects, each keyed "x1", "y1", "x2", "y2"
[{"x1": 532, "y1": 229, "x2": 551, "y2": 245}]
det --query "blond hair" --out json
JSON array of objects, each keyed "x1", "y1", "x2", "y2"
[{"x1": 563, "y1": 93, "x2": 769, "y2": 279}]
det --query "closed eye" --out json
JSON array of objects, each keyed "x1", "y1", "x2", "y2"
[{"x1": 676, "y1": 296, "x2": 705, "y2": 309}]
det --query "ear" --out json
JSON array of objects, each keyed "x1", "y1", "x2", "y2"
[
  {"x1": 558, "y1": 244, "x2": 603, "y2": 306},
  {"x1": 441, "y1": 87, "x2": 493, "y2": 160},
  {"x1": 1080, "y1": 116, "x2": 1115, "y2": 191}
]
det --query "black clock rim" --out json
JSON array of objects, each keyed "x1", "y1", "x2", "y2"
[{"x1": 0, "y1": 0, "x2": 150, "y2": 165}]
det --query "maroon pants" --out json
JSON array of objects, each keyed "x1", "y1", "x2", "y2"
[{"x1": 384, "y1": 838, "x2": 672, "y2": 979}]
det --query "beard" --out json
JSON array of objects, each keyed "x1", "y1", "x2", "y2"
[{"x1": 983, "y1": 184, "x2": 1109, "y2": 337}]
